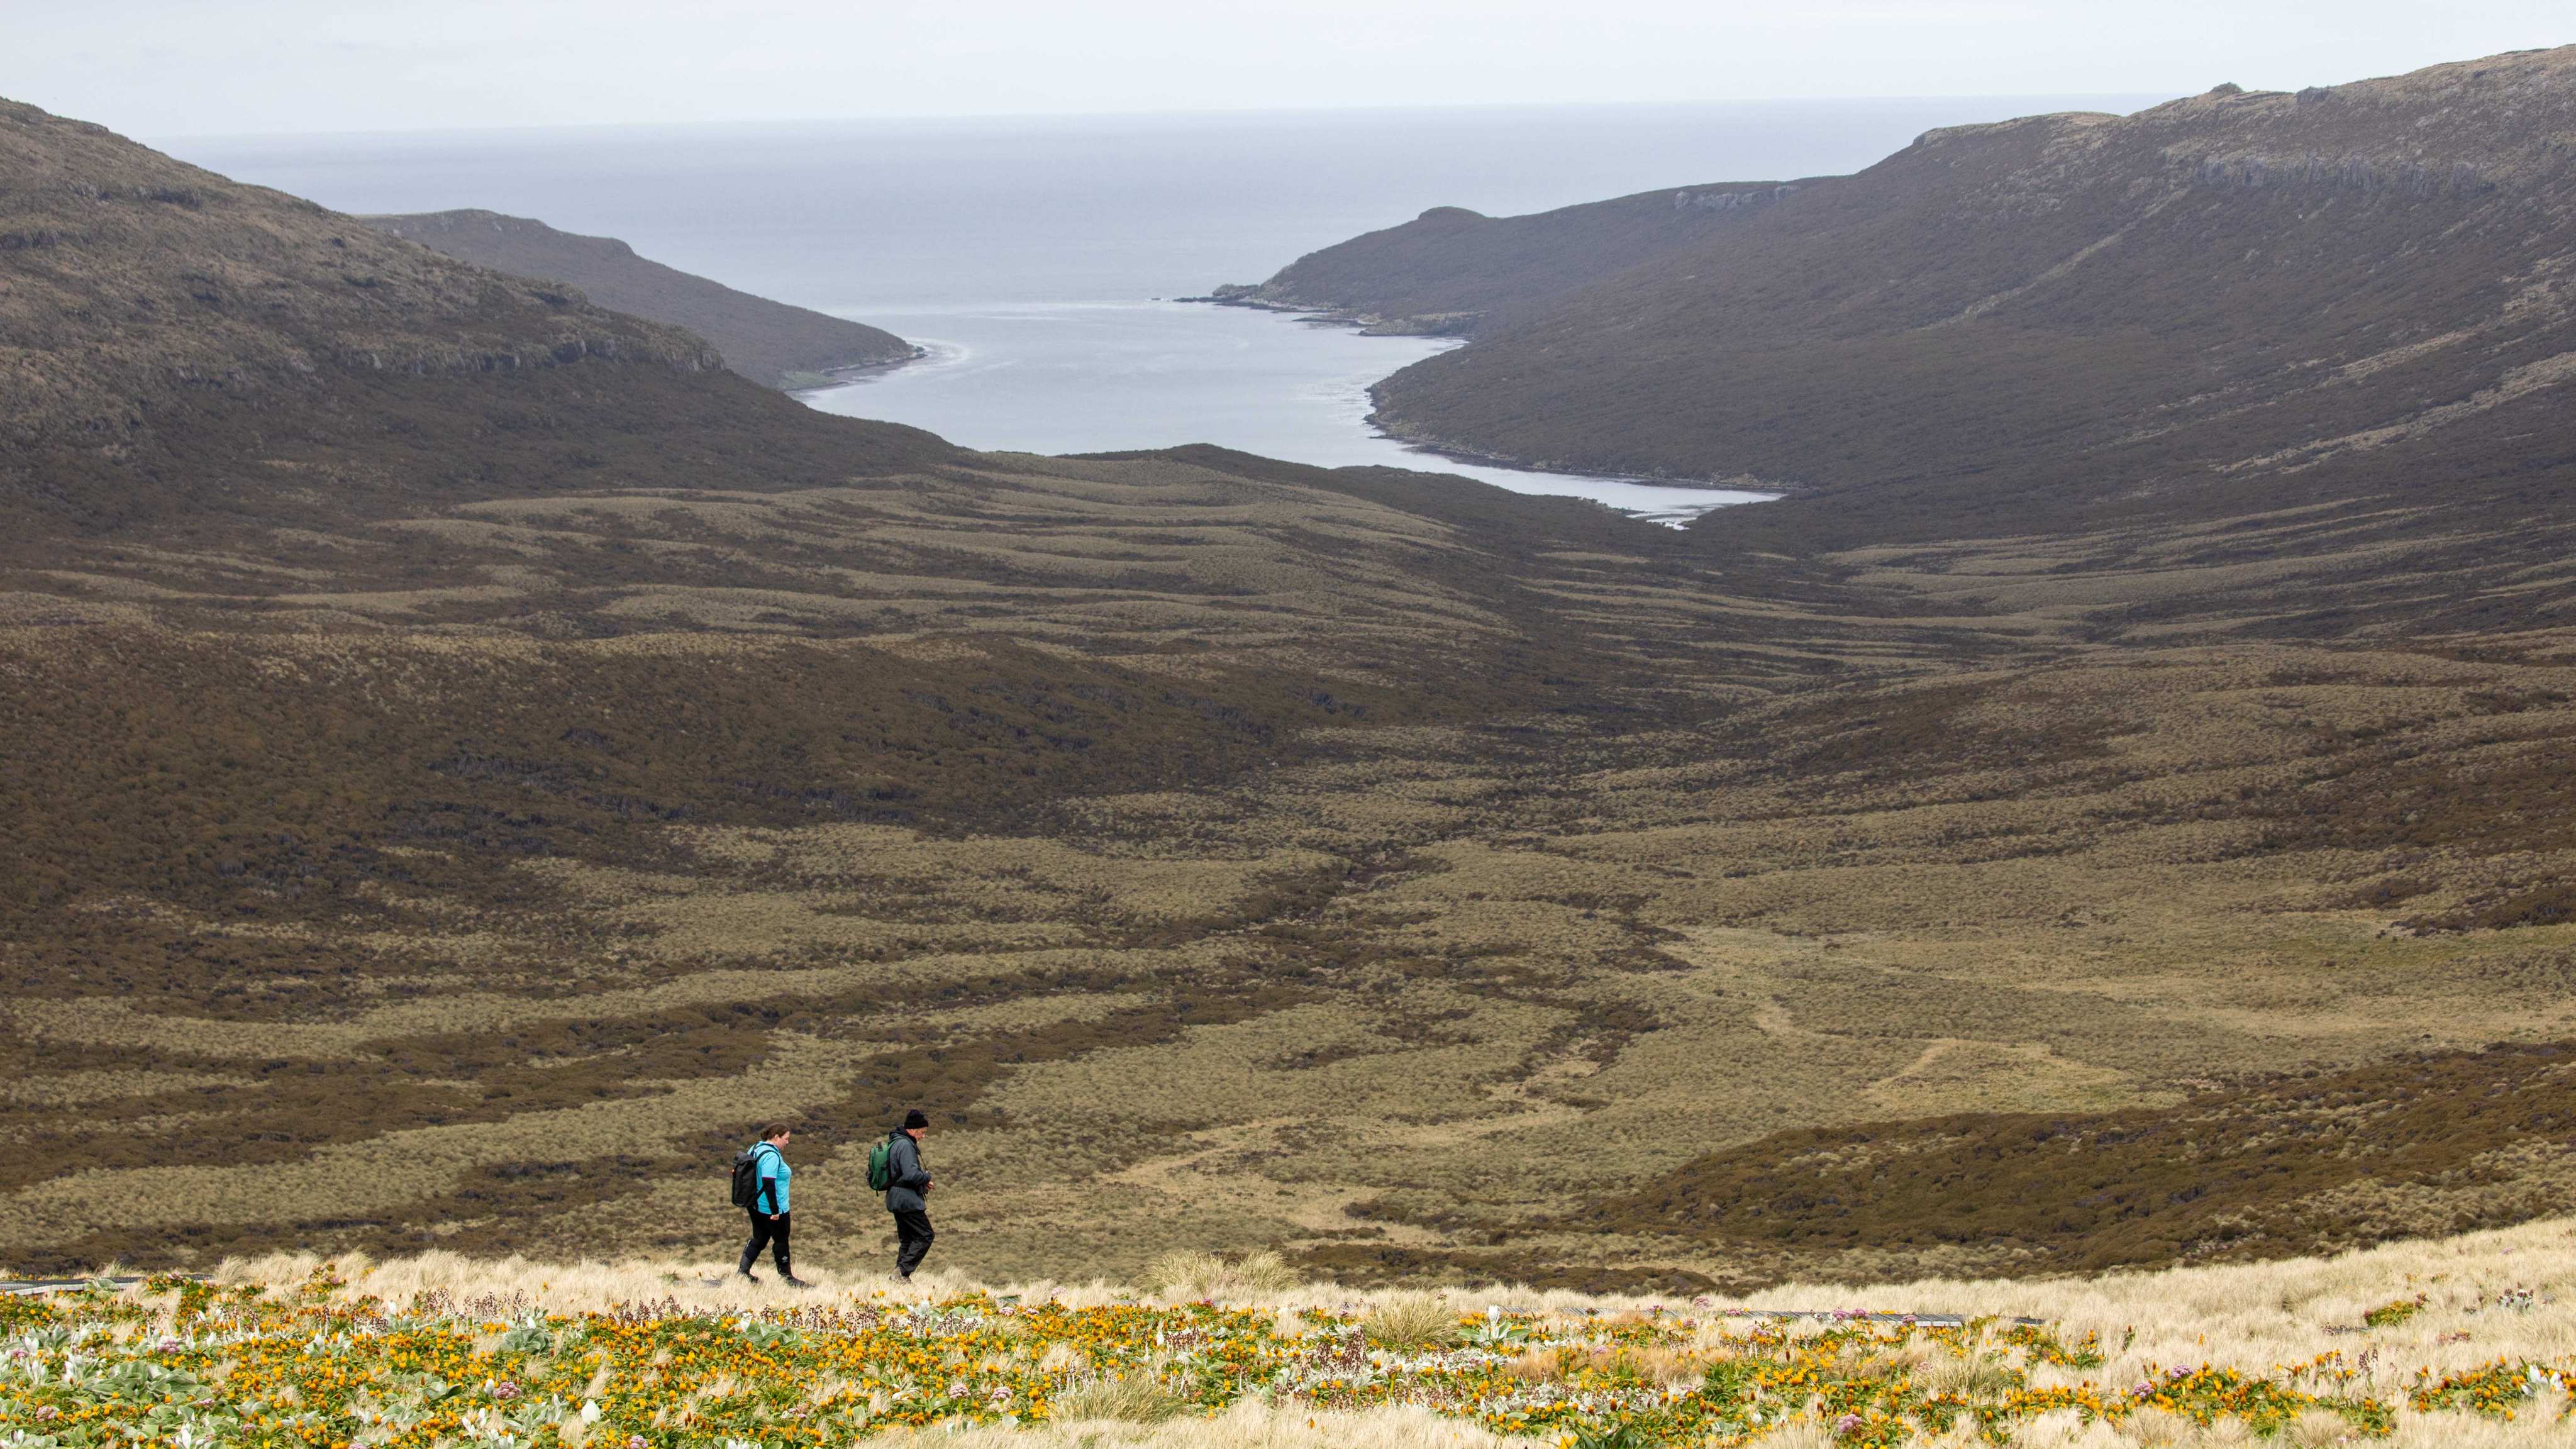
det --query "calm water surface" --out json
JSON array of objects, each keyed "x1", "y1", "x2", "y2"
[
  {"x1": 801, "y1": 301, "x2": 1774, "y2": 523},
  {"x1": 173, "y1": 98, "x2": 2157, "y2": 524}
]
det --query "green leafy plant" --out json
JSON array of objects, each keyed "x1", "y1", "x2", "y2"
[{"x1": 2364, "y1": 1296, "x2": 2427, "y2": 1328}]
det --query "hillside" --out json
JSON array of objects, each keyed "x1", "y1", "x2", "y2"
[
  {"x1": 1208, "y1": 181, "x2": 1805, "y2": 335},
  {"x1": 369, "y1": 209, "x2": 917, "y2": 387},
  {"x1": 1589, "y1": 1045, "x2": 2576, "y2": 1287},
  {"x1": 14, "y1": 1227, "x2": 2576, "y2": 1449},
  {"x1": 1307, "y1": 49, "x2": 2576, "y2": 554},
  {"x1": 10, "y1": 87, "x2": 2576, "y2": 1297},
  {"x1": 0, "y1": 99, "x2": 955, "y2": 538}
]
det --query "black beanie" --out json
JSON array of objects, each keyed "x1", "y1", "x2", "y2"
[{"x1": 902, "y1": 1109, "x2": 930, "y2": 1129}]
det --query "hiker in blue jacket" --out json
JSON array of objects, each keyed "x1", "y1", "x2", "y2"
[{"x1": 736, "y1": 1124, "x2": 811, "y2": 1287}]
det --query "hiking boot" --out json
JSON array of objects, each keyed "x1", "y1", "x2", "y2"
[
  {"x1": 782, "y1": 1275, "x2": 815, "y2": 1290},
  {"x1": 738, "y1": 1270, "x2": 763, "y2": 1285}
]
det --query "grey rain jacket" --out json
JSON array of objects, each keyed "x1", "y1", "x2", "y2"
[{"x1": 884, "y1": 1131, "x2": 931, "y2": 1214}]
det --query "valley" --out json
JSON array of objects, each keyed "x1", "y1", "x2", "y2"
[
  {"x1": 11, "y1": 461, "x2": 2576, "y2": 1284},
  {"x1": 6, "y1": 55, "x2": 2576, "y2": 1302}
]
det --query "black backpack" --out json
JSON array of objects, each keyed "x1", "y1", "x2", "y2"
[{"x1": 728, "y1": 1144, "x2": 771, "y2": 1209}]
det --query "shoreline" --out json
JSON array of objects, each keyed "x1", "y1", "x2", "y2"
[
  {"x1": 782, "y1": 343, "x2": 931, "y2": 393},
  {"x1": 1185, "y1": 292, "x2": 1796, "y2": 497},
  {"x1": 1367, "y1": 411, "x2": 1790, "y2": 499},
  {"x1": 794, "y1": 299, "x2": 1772, "y2": 524},
  {"x1": 1187, "y1": 287, "x2": 1472, "y2": 338}
]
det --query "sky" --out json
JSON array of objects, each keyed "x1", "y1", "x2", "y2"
[{"x1": 4, "y1": 0, "x2": 2567, "y2": 138}]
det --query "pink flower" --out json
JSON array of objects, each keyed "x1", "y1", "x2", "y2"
[{"x1": 1836, "y1": 1413, "x2": 1865, "y2": 1435}]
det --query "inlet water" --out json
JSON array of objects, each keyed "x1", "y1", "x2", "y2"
[{"x1": 171, "y1": 97, "x2": 2157, "y2": 523}]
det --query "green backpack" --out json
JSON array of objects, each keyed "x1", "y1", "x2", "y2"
[{"x1": 865, "y1": 1131, "x2": 901, "y2": 1192}]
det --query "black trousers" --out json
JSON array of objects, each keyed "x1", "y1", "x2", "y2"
[
  {"x1": 891, "y1": 1207, "x2": 935, "y2": 1277},
  {"x1": 738, "y1": 1210, "x2": 791, "y2": 1275}
]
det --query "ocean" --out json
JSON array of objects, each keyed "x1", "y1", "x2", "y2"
[{"x1": 168, "y1": 97, "x2": 2157, "y2": 523}]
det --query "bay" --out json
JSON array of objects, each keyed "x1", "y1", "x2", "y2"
[
  {"x1": 170, "y1": 96, "x2": 2158, "y2": 523},
  {"x1": 798, "y1": 301, "x2": 1776, "y2": 524}
]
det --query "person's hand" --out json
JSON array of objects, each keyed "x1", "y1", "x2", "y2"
[{"x1": 770, "y1": 1213, "x2": 782, "y2": 1221}]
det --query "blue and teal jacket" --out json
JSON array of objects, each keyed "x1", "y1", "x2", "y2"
[{"x1": 748, "y1": 1140, "x2": 791, "y2": 1214}]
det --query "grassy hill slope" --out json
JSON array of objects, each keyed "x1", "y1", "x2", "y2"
[
  {"x1": 1208, "y1": 182, "x2": 1807, "y2": 335},
  {"x1": 1352, "y1": 48, "x2": 2576, "y2": 553},
  {"x1": 0, "y1": 99, "x2": 957, "y2": 538},
  {"x1": 10, "y1": 89, "x2": 2576, "y2": 1292},
  {"x1": 369, "y1": 209, "x2": 916, "y2": 387},
  {"x1": 18, "y1": 1228, "x2": 2576, "y2": 1448}
]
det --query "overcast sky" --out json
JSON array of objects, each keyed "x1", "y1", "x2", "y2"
[{"x1": 6, "y1": 0, "x2": 2567, "y2": 138}]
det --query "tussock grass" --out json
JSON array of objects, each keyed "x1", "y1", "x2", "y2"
[
  {"x1": 1144, "y1": 1250, "x2": 1302, "y2": 1298},
  {"x1": 16, "y1": 1221, "x2": 2576, "y2": 1446},
  {"x1": 198, "y1": 1216, "x2": 2576, "y2": 1398},
  {"x1": 893, "y1": 1401, "x2": 1518, "y2": 1449},
  {"x1": 1050, "y1": 1372, "x2": 1189, "y2": 1424},
  {"x1": 1361, "y1": 1294, "x2": 1462, "y2": 1350}
]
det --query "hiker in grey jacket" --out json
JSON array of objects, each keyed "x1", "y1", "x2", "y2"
[{"x1": 886, "y1": 1108, "x2": 935, "y2": 1279}]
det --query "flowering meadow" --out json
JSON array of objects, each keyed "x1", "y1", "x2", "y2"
[{"x1": 4, "y1": 1264, "x2": 2573, "y2": 1448}]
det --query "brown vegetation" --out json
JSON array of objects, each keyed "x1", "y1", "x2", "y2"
[
  {"x1": 8, "y1": 79, "x2": 2576, "y2": 1296},
  {"x1": 368, "y1": 209, "x2": 914, "y2": 387},
  {"x1": 1209, "y1": 182, "x2": 1796, "y2": 336},
  {"x1": 1263, "y1": 49, "x2": 2576, "y2": 570},
  {"x1": 1592, "y1": 1044, "x2": 2576, "y2": 1282},
  {"x1": 0, "y1": 96, "x2": 954, "y2": 536}
]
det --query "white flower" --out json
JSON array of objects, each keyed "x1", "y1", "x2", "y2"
[{"x1": 580, "y1": 1399, "x2": 602, "y2": 1424}]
